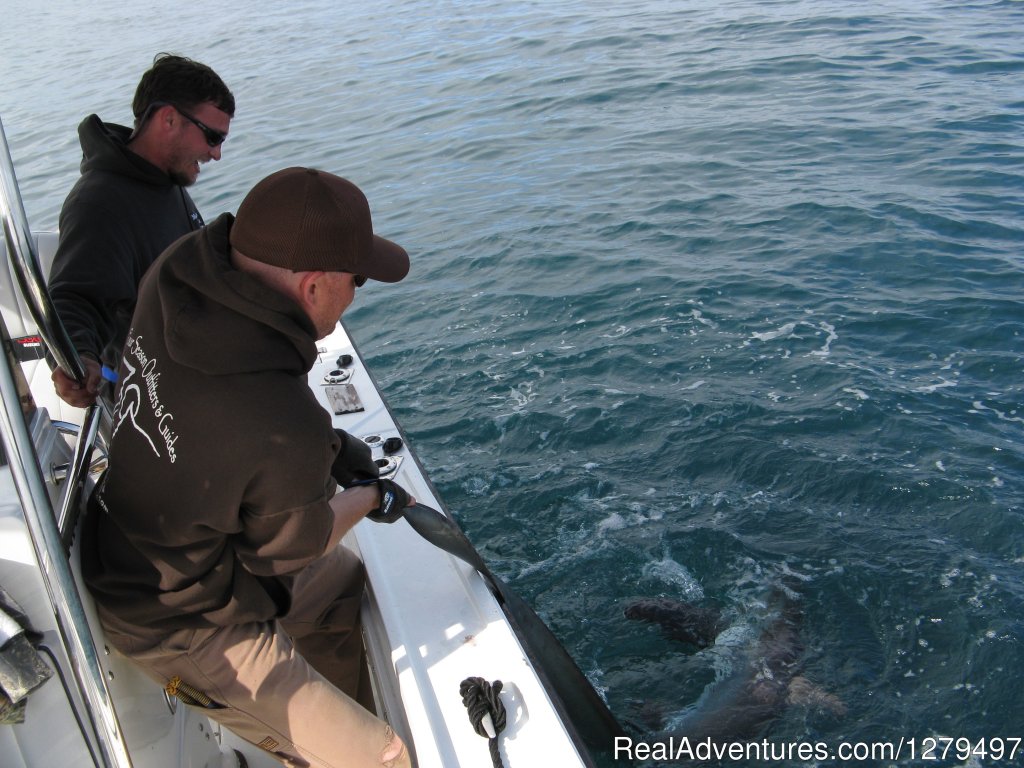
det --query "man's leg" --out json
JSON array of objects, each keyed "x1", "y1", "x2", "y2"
[
  {"x1": 101, "y1": 614, "x2": 409, "y2": 768},
  {"x1": 282, "y1": 543, "x2": 375, "y2": 711}
]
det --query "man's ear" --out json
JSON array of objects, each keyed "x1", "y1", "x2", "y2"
[
  {"x1": 150, "y1": 104, "x2": 178, "y2": 136},
  {"x1": 132, "y1": 104, "x2": 174, "y2": 146},
  {"x1": 296, "y1": 270, "x2": 326, "y2": 311}
]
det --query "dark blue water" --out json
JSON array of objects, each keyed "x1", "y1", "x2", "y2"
[{"x1": 4, "y1": 1, "x2": 1023, "y2": 764}]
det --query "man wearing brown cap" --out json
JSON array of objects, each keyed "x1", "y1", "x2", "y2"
[{"x1": 81, "y1": 168, "x2": 413, "y2": 767}]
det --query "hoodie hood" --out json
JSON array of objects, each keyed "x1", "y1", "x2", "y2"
[
  {"x1": 78, "y1": 114, "x2": 175, "y2": 187},
  {"x1": 148, "y1": 213, "x2": 319, "y2": 377}
]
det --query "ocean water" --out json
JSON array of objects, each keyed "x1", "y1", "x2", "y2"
[{"x1": 3, "y1": 0, "x2": 1023, "y2": 765}]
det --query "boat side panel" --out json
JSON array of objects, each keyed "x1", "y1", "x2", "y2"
[{"x1": 312, "y1": 323, "x2": 589, "y2": 768}]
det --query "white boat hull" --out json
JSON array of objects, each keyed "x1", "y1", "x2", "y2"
[{"x1": 314, "y1": 323, "x2": 592, "y2": 767}]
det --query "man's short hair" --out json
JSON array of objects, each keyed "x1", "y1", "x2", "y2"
[{"x1": 132, "y1": 53, "x2": 235, "y2": 123}]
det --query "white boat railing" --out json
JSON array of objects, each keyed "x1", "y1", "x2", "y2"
[
  {"x1": 0, "y1": 115, "x2": 133, "y2": 768},
  {"x1": 0, "y1": 126, "x2": 82, "y2": 382}
]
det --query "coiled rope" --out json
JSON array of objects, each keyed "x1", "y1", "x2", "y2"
[{"x1": 460, "y1": 677, "x2": 507, "y2": 768}]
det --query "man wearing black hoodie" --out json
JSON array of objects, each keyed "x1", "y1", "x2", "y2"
[
  {"x1": 82, "y1": 168, "x2": 413, "y2": 767},
  {"x1": 48, "y1": 54, "x2": 234, "y2": 407}
]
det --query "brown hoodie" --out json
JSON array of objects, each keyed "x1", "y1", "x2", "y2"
[{"x1": 82, "y1": 213, "x2": 341, "y2": 631}]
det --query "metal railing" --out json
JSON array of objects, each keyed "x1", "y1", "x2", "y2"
[{"x1": 0, "y1": 115, "x2": 133, "y2": 768}]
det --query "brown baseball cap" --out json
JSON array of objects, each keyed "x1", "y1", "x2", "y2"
[{"x1": 230, "y1": 167, "x2": 409, "y2": 282}]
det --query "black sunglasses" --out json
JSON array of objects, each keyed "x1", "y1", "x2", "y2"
[
  {"x1": 134, "y1": 101, "x2": 227, "y2": 147},
  {"x1": 173, "y1": 106, "x2": 228, "y2": 148},
  {"x1": 352, "y1": 274, "x2": 368, "y2": 288}
]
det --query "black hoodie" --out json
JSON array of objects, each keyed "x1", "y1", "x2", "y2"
[
  {"x1": 48, "y1": 115, "x2": 203, "y2": 367},
  {"x1": 82, "y1": 214, "x2": 342, "y2": 631}
]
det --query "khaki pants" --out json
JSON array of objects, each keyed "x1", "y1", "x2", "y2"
[{"x1": 99, "y1": 546, "x2": 410, "y2": 768}]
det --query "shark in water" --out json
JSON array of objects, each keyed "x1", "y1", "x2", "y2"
[{"x1": 624, "y1": 585, "x2": 846, "y2": 745}]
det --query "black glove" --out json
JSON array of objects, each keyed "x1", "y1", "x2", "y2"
[
  {"x1": 330, "y1": 429, "x2": 379, "y2": 486},
  {"x1": 366, "y1": 478, "x2": 410, "y2": 524}
]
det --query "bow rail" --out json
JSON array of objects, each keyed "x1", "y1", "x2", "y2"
[{"x1": 0, "y1": 114, "x2": 132, "y2": 768}]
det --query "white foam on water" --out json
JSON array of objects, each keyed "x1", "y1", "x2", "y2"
[
  {"x1": 689, "y1": 308, "x2": 715, "y2": 327},
  {"x1": 597, "y1": 512, "x2": 628, "y2": 533},
  {"x1": 916, "y1": 377, "x2": 958, "y2": 394},
  {"x1": 641, "y1": 557, "x2": 705, "y2": 601},
  {"x1": 808, "y1": 321, "x2": 837, "y2": 357},
  {"x1": 970, "y1": 400, "x2": 1024, "y2": 424},
  {"x1": 749, "y1": 322, "x2": 797, "y2": 343}
]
